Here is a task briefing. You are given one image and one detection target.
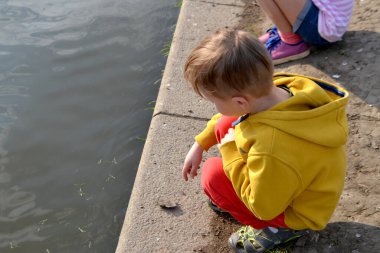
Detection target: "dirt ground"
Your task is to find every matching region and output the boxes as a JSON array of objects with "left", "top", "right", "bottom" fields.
[{"left": 201, "top": 0, "right": 380, "bottom": 252}]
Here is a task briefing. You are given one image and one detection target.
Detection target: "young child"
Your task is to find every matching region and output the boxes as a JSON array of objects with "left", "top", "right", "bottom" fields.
[
  {"left": 256, "top": 0, "right": 355, "bottom": 64},
  {"left": 182, "top": 29, "right": 349, "bottom": 252}
]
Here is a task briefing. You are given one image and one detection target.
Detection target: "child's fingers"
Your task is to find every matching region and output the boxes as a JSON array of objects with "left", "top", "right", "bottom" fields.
[
  {"left": 190, "top": 164, "right": 198, "bottom": 179},
  {"left": 182, "top": 164, "right": 191, "bottom": 181},
  {"left": 183, "top": 171, "right": 188, "bottom": 181}
]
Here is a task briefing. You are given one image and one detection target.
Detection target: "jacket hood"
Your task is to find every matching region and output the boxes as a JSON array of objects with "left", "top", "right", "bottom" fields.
[{"left": 252, "top": 73, "right": 349, "bottom": 147}]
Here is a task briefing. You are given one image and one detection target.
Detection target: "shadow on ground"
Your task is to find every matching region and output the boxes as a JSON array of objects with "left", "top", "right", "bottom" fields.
[
  {"left": 284, "top": 30, "right": 380, "bottom": 110},
  {"left": 294, "top": 222, "right": 380, "bottom": 253},
  {"left": 199, "top": 213, "right": 380, "bottom": 253}
]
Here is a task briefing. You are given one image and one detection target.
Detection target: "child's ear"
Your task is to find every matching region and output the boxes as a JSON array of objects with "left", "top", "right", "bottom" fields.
[{"left": 231, "top": 96, "right": 249, "bottom": 109}]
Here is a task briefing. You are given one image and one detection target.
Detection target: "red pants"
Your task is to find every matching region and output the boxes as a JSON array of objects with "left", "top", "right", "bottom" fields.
[{"left": 201, "top": 115, "right": 287, "bottom": 229}]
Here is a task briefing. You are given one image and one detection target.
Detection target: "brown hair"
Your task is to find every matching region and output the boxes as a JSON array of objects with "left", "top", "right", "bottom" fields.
[{"left": 184, "top": 29, "right": 274, "bottom": 98}]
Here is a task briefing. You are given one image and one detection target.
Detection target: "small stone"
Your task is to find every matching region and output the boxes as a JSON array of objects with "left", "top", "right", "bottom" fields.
[
  {"left": 354, "top": 161, "right": 362, "bottom": 169},
  {"left": 333, "top": 74, "right": 341, "bottom": 79},
  {"left": 158, "top": 197, "right": 178, "bottom": 209},
  {"left": 355, "top": 233, "right": 361, "bottom": 238}
]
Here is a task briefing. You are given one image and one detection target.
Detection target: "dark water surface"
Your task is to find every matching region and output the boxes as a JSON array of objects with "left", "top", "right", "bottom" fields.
[{"left": 0, "top": 0, "right": 179, "bottom": 252}]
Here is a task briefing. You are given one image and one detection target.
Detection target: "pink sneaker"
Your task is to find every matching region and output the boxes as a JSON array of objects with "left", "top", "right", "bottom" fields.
[
  {"left": 266, "top": 35, "right": 310, "bottom": 65},
  {"left": 258, "top": 26, "right": 278, "bottom": 44}
]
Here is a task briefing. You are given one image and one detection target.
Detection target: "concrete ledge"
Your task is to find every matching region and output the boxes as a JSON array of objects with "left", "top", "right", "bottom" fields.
[
  {"left": 116, "top": 0, "right": 244, "bottom": 252},
  {"left": 116, "top": 115, "right": 215, "bottom": 252},
  {"left": 154, "top": 0, "right": 243, "bottom": 118}
]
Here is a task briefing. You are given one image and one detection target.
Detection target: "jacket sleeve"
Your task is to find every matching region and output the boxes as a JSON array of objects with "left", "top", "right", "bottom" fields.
[
  {"left": 194, "top": 113, "right": 221, "bottom": 151},
  {"left": 220, "top": 141, "right": 300, "bottom": 220}
]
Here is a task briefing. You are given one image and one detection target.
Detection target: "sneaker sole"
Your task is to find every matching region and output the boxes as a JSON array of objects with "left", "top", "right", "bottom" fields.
[{"left": 273, "top": 49, "right": 310, "bottom": 65}]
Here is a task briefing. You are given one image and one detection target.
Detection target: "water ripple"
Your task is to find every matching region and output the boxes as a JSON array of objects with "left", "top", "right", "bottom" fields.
[
  {"left": 0, "top": 225, "right": 46, "bottom": 248},
  {"left": 0, "top": 0, "right": 179, "bottom": 251},
  {"left": 0, "top": 2, "right": 92, "bottom": 47},
  {"left": 0, "top": 5, "right": 39, "bottom": 22}
]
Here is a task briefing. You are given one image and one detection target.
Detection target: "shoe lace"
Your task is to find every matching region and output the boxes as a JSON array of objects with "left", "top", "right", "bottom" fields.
[
  {"left": 266, "top": 26, "right": 278, "bottom": 37},
  {"left": 265, "top": 32, "right": 282, "bottom": 53}
]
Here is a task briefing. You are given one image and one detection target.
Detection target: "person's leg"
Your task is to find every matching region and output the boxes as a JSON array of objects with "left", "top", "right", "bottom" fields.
[
  {"left": 201, "top": 115, "right": 288, "bottom": 229},
  {"left": 256, "top": 0, "right": 293, "bottom": 33},
  {"left": 273, "top": 0, "right": 308, "bottom": 26},
  {"left": 256, "top": 0, "right": 307, "bottom": 31},
  {"left": 208, "top": 115, "right": 306, "bottom": 251},
  {"left": 293, "top": 1, "right": 332, "bottom": 47},
  {"left": 256, "top": 0, "right": 310, "bottom": 64},
  {"left": 201, "top": 157, "right": 287, "bottom": 229},
  {"left": 257, "top": 0, "right": 307, "bottom": 44}
]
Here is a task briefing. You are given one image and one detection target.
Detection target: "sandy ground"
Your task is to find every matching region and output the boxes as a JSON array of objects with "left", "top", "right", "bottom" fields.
[{"left": 200, "top": 0, "right": 380, "bottom": 252}]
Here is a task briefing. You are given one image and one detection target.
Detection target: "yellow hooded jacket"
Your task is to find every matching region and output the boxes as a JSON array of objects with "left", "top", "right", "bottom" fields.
[{"left": 195, "top": 73, "right": 349, "bottom": 230}]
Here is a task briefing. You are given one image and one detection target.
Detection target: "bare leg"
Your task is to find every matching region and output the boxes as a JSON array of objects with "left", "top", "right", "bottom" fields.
[
  {"left": 256, "top": 0, "right": 310, "bottom": 65},
  {"left": 256, "top": 0, "right": 292, "bottom": 33},
  {"left": 274, "top": 0, "right": 307, "bottom": 26},
  {"left": 256, "top": 0, "right": 307, "bottom": 32}
]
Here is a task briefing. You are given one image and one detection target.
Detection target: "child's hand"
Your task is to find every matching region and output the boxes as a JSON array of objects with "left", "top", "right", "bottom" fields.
[
  {"left": 217, "top": 128, "right": 235, "bottom": 149},
  {"left": 182, "top": 142, "right": 204, "bottom": 181}
]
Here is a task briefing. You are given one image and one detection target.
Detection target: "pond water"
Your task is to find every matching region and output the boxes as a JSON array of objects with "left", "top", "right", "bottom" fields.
[{"left": 0, "top": 0, "right": 179, "bottom": 252}]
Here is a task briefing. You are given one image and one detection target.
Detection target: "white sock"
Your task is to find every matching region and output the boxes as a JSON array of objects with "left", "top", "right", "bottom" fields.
[{"left": 268, "top": 227, "right": 279, "bottom": 233}]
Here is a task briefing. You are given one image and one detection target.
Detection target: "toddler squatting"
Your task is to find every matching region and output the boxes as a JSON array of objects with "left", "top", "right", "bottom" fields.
[{"left": 182, "top": 29, "right": 349, "bottom": 253}]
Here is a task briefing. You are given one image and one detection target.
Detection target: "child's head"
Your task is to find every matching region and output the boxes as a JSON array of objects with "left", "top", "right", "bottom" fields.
[{"left": 184, "top": 29, "right": 274, "bottom": 99}]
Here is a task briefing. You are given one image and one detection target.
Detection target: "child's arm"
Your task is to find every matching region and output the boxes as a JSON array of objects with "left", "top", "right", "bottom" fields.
[
  {"left": 182, "top": 113, "right": 221, "bottom": 181},
  {"left": 182, "top": 142, "right": 204, "bottom": 181},
  {"left": 194, "top": 113, "right": 222, "bottom": 151}
]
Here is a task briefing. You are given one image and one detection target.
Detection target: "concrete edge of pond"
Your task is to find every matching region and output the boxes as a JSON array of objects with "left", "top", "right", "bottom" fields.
[{"left": 116, "top": 0, "right": 244, "bottom": 252}]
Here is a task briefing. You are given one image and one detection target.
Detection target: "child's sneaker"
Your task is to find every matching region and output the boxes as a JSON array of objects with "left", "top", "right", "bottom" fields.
[
  {"left": 258, "top": 26, "right": 278, "bottom": 44},
  {"left": 228, "top": 226, "right": 308, "bottom": 253},
  {"left": 207, "top": 198, "right": 228, "bottom": 214},
  {"left": 266, "top": 35, "right": 310, "bottom": 65},
  {"left": 206, "top": 198, "right": 239, "bottom": 223}
]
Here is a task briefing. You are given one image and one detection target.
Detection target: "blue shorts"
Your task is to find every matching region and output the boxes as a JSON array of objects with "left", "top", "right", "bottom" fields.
[{"left": 293, "top": 0, "right": 332, "bottom": 47}]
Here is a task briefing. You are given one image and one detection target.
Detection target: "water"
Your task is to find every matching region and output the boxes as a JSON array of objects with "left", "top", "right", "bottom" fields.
[{"left": 0, "top": 0, "right": 179, "bottom": 252}]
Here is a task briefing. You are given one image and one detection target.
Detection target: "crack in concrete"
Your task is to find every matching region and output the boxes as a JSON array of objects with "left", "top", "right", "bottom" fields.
[
  {"left": 153, "top": 111, "right": 210, "bottom": 121},
  {"left": 192, "top": 0, "right": 245, "bottom": 8},
  {"left": 348, "top": 114, "right": 380, "bottom": 121}
]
